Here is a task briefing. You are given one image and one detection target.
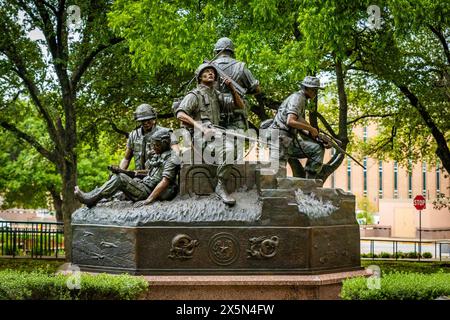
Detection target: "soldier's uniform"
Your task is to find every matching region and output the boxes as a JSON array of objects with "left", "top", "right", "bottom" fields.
[
  {"left": 100, "top": 150, "right": 179, "bottom": 202},
  {"left": 270, "top": 87, "right": 324, "bottom": 177},
  {"left": 175, "top": 83, "right": 235, "bottom": 182},
  {"left": 75, "top": 129, "right": 179, "bottom": 207},
  {"left": 212, "top": 37, "right": 259, "bottom": 130},
  {"left": 175, "top": 62, "right": 240, "bottom": 205},
  {"left": 127, "top": 125, "right": 178, "bottom": 170}
]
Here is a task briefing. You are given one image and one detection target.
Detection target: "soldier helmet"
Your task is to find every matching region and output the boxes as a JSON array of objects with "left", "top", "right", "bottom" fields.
[
  {"left": 214, "top": 37, "right": 234, "bottom": 54},
  {"left": 151, "top": 128, "right": 171, "bottom": 151},
  {"left": 300, "top": 76, "right": 324, "bottom": 90},
  {"left": 195, "top": 63, "right": 218, "bottom": 83},
  {"left": 134, "top": 104, "right": 157, "bottom": 121}
]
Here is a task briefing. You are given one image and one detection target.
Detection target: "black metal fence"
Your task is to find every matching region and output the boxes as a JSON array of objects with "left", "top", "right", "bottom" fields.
[
  {"left": 0, "top": 221, "right": 64, "bottom": 258},
  {"left": 361, "top": 238, "right": 450, "bottom": 261}
]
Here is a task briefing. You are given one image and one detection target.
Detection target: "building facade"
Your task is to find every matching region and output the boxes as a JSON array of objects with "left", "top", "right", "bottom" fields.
[{"left": 321, "top": 125, "right": 450, "bottom": 239}]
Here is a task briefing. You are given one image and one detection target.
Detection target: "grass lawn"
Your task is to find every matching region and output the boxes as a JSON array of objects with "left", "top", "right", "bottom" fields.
[{"left": 0, "top": 258, "right": 65, "bottom": 274}]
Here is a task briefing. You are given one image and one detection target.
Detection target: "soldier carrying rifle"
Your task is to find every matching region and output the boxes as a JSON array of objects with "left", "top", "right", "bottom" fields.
[
  {"left": 175, "top": 63, "right": 245, "bottom": 206},
  {"left": 207, "top": 37, "right": 261, "bottom": 130},
  {"left": 268, "top": 76, "right": 330, "bottom": 179}
]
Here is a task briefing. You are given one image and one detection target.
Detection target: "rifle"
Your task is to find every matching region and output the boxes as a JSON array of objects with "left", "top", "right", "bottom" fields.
[
  {"left": 203, "top": 59, "right": 247, "bottom": 97},
  {"left": 107, "top": 165, "right": 148, "bottom": 179},
  {"left": 209, "top": 125, "right": 280, "bottom": 151},
  {"left": 178, "top": 45, "right": 247, "bottom": 96},
  {"left": 298, "top": 130, "right": 366, "bottom": 170}
]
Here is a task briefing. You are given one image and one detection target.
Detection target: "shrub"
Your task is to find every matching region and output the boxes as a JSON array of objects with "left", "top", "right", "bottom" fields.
[
  {"left": 0, "top": 270, "right": 149, "bottom": 300},
  {"left": 422, "top": 252, "right": 433, "bottom": 259},
  {"left": 406, "top": 252, "right": 419, "bottom": 259},
  {"left": 366, "top": 253, "right": 378, "bottom": 258},
  {"left": 380, "top": 252, "right": 391, "bottom": 259},
  {"left": 361, "top": 260, "right": 450, "bottom": 274},
  {"left": 341, "top": 271, "right": 450, "bottom": 300},
  {"left": 394, "top": 252, "right": 406, "bottom": 259}
]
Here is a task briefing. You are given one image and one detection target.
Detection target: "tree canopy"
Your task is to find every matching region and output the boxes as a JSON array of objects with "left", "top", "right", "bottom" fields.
[{"left": 0, "top": 0, "right": 448, "bottom": 257}]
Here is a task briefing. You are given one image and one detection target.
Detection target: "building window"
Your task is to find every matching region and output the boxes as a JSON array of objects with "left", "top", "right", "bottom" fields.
[
  {"left": 363, "top": 157, "right": 368, "bottom": 197},
  {"left": 347, "top": 158, "right": 351, "bottom": 191},
  {"left": 422, "top": 162, "right": 427, "bottom": 197},
  {"left": 408, "top": 159, "right": 412, "bottom": 199},
  {"left": 436, "top": 161, "right": 441, "bottom": 195},
  {"left": 363, "top": 127, "right": 368, "bottom": 142},
  {"left": 394, "top": 161, "right": 398, "bottom": 199},
  {"left": 378, "top": 160, "right": 383, "bottom": 199}
]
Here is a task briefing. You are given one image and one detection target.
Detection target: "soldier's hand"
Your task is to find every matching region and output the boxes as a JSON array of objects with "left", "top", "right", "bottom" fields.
[
  {"left": 202, "top": 125, "right": 216, "bottom": 137},
  {"left": 310, "top": 127, "right": 319, "bottom": 139},
  {"left": 323, "top": 140, "right": 332, "bottom": 149},
  {"left": 223, "top": 77, "right": 233, "bottom": 89}
]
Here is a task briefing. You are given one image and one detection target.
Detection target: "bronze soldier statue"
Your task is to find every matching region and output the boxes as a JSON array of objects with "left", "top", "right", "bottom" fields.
[
  {"left": 74, "top": 129, "right": 179, "bottom": 207},
  {"left": 210, "top": 37, "right": 260, "bottom": 130},
  {"left": 121, "top": 103, "right": 179, "bottom": 173},
  {"left": 269, "top": 76, "right": 329, "bottom": 179},
  {"left": 175, "top": 63, "right": 245, "bottom": 205}
]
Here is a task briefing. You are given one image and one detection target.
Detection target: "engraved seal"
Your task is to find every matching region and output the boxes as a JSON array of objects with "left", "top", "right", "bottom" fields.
[{"left": 208, "top": 232, "right": 239, "bottom": 266}]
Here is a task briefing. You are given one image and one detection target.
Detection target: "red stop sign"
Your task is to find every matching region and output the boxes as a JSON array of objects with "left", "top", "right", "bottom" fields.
[{"left": 414, "top": 195, "right": 426, "bottom": 210}]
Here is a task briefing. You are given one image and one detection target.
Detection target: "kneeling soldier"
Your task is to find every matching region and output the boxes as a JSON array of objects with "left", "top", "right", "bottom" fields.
[{"left": 74, "top": 129, "right": 179, "bottom": 207}]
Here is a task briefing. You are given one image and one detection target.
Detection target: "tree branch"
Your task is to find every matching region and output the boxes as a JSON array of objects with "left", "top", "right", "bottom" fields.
[
  {"left": 428, "top": 24, "right": 450, "bottom": 66},
  {"left": 365, "top": 127, "right": 396, "bottom": 155},
  {"left": 0, "top": 120, "right": 57, "bottom": 163},
  {"left": 347, "top": 113, "right": 395, "bottom": 125},
  {"left": 71, "top": 37, "right": 124, "bottom": 90},
  {"left": 1, "top": 45, "right": 61, "bottom": 149},
  {"left": 42, "top": 0, "right": 57, "bottom": 14},
  {"left": 397, "top": 84, "right": 450, "bottom": 173},
  {"left": 316, "top": 112, "right": 338, "bottom": 139}
]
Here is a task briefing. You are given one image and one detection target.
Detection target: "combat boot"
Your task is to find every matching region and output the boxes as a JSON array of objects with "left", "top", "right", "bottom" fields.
[
  {"left": 74, "top": 186, "right": 105, "bottom": 208},
  {"left": 74, "top": 175, "right": 121, "bottom": 207},
  {"left": 215, "top": 179, "right": 236, "bottom": 206}
]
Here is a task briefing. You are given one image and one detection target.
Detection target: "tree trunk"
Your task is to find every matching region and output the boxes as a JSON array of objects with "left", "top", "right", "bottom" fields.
[
  {"left": 317, "top": 58, "right": 349, "bottom": 182},
  {"left": 49, "top": 186, "right": 63, "bottom": 222},
  {"left": 60, "top": 156, "right": 79, "bottom": 262}
]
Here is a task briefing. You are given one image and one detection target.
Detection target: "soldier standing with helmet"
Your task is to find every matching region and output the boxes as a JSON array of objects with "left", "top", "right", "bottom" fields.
[
  {"left": 175, "top": 63, "right": 245, "bottom": 206},
  {"left": 211, "top": 37, "right": 261, "bottom": 130}
]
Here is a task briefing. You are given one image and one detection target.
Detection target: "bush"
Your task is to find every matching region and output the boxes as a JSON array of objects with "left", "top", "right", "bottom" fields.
[
  {"left": 0, "top": 270, "right": 149, "bottom": 300},
  {"left": 422, "top": 252, "right": 433, "bottom": 259},
  {"left": 380, "top": 252, "right": 391, "bottom": 259},
  {"left": 394, "top": 252, "right": 406, "bottom": 259},
  {"left": 406, "top": 252, "right": 419, "bottom": 259},
  {"left": 361, "top": 260, "right": 450, "bottom": 274},
  {"left": 341, "top": 271, "right": 450, "bottom": 300}
]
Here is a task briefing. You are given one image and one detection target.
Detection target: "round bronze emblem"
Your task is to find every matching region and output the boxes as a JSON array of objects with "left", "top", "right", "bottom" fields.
[{"left": 208, "top": 232, "right": 240, "bottom": 266}]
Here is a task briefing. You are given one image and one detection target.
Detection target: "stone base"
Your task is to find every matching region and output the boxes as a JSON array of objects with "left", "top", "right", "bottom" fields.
[
  {"left": 72, "top": 164, "right": 361, "bottom": 276},
  {"left": 142, "top": 269, "right": 370, "bottom": 300}
]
